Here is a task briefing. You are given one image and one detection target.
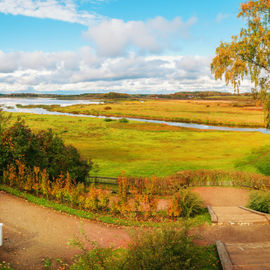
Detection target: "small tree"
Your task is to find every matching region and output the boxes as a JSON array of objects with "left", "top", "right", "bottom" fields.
[
  {"left": 211, "top": 0, "right": 270, "bottom": 127},
  {"left": 0, "top": 119, "right": 92, "bottom": 183}
]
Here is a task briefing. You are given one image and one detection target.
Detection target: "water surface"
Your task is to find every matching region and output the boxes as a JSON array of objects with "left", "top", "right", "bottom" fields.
[
  {"left": 0, "top": 97, "right": 101, "bottom": 108},
  {"left": 2, "top": 97, "right": 270, "bottom": 134}
]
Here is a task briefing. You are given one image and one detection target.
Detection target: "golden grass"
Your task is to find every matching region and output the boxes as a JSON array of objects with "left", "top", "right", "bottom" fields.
[{"left": 45, "top": 99, "right": 266, "bottom": 128}]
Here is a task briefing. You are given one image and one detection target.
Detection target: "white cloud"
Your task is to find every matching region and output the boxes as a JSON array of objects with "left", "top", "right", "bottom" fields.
[
  {"left": 0, "top": 1, "right": 197, "bottom": 57},
  {"left": 0, "top": 0, "right": 102, "bottom": 25},
  {"left": 83, "top": 16, "right": 198, "bottom": 57},
  {"left": 216, "top": 13, "right": 230, "bottom": 23},
  {"left": 0, "top": 48, "right": 250, "bottom": 94}
]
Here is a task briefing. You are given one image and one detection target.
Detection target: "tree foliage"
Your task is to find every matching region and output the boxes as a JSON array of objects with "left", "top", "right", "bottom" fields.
[
  {"left": 0, "top": 114, "right": 91, "bottom": 183},
  {"left": 211, "top": 0, "right": 270, "bottom": 127}
]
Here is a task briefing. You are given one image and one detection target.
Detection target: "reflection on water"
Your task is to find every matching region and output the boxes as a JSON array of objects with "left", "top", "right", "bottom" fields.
[
  {"left": 1, "top": 97, "right": 270, "bottom": 134},
  {"left": 0, "top": 97, "right": 101, "bottom": 108}
]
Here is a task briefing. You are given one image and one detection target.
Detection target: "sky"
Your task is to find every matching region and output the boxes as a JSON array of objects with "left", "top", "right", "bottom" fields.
[{"left": 0, "top": 0, "right": 251, "bottom": 94}]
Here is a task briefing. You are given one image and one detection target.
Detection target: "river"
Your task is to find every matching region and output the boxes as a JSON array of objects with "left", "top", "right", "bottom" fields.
[{"left": 1, "top": 97, "right": 270, "bottom": 134}]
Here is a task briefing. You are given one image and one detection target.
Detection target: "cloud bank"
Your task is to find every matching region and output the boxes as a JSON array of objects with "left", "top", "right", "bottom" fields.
[
  {"left": 84, "top": 16, "right": 197, "bottom": 56},
  {"left": 0, "top": 48, "right": 247, "bottom": 94},
  {"left": 0, "top": 1, "right": 244, "bottom": 94}
]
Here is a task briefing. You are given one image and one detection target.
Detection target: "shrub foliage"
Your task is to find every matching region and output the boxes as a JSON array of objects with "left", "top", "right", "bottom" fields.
[
  {"left": 248, "top": 190, "right": 270, "bottom": 214},
  {"left": 0, "top": 116, "right": 91, "bottom": 182},
  {"left": 167, "top": 189, "right": 204, "bottom": 218},
  {"left": 68, "top": 226, "right": 221, "bottom": 270}
]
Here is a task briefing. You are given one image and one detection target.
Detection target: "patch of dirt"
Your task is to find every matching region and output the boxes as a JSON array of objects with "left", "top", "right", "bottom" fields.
[
  {"left": 0, "top": 191, "right": 130, "bottom": 270},
  {"left": 191, "top": 187, "right": 270, "bottom": 249},
  {"left": 192, "top": 187, "right": 250, "bottom": 207},
  {"left": 192, "top": 223, "right": 270, "bottom": 245}
]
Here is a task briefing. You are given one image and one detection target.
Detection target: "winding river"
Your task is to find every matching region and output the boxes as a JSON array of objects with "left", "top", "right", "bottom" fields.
[{"left": 1, "top": 97, "right": 270, "bottom": 134}]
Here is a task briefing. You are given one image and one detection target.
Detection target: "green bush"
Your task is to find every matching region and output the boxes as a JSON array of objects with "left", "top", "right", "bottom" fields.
[
  {"left": 167, "top": 189, "right": 204, "bottom": 218},
  {"left": 69, "top": 234, "right": 121, "bottom": 270},
  {"left": 119, "top": 118, "right": 129, "bottom": 123},
  {"left": 68, "top": 227, "right": 221, "bottom": 270},
  {"left": 70, "top": 245, "right": 116, "bottom": 270},
  {"left": 104, "top": 118, "right": 114, "bottom": 122},
  {"left": 248, "top": 190, "right": 270, "bottom": 213},
  {"left": 123, "top": 226, "right": 219, "bottom": 270}
]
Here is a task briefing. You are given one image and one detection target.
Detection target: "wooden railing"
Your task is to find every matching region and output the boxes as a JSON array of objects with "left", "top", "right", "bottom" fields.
[{"left": 88, "top": 176, "right": 118, "bottom": 185}]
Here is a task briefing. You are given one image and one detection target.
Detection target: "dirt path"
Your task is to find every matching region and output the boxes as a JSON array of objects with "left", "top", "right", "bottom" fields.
[
  {"left": 192, "top": 187, "right": 250, "bottom": 207},
  {"left": 1, "top": 187, "right": 269, "bottom": 269},
  {"left": 0, "top": 191, "right": 130, "bottom": 270},
  {"left": 191, "top": 187, "right": 270, "bottom": 246}
]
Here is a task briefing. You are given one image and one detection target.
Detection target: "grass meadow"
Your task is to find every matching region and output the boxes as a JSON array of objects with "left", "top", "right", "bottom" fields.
[
  {"left": 10, "top": 111, "right": 270, "bottom": 178},
  {"left": 43, "top": 99, "right": 266, "bottom": 128}
]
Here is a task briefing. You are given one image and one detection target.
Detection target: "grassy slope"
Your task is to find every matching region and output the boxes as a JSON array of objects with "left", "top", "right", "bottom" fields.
[
  {"left": 45, "top": 99, "right": 265, "bottom": 128},
  {"left": 11, "top": 112, "right": 270, "bottom": 177}
]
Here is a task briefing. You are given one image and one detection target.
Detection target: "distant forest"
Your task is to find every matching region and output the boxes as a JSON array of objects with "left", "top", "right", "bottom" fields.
[{"left": 0, "top": 91, "right": 252, "bottom": 100}]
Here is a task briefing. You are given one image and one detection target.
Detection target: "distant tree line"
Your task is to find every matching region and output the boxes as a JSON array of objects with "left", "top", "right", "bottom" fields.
[{"left": 0, "top": 91, "right": 252, "bottom": 100}]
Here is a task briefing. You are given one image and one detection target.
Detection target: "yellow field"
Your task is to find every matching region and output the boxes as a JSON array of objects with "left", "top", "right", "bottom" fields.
[{"left": 46, "top": 99, "right": 265, "bottom": 128}]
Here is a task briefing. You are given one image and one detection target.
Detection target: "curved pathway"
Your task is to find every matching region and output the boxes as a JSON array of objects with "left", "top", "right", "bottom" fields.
[
  {"left": 1, "top": 187, "right": 270, "bottom": 269},
  {"left": 0, "top": 191, "right": 129, "bottom": 270}
]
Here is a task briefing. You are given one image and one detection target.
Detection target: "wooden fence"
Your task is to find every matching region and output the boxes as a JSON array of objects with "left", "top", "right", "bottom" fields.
[{"left": 88, "top": 176, "right": 118, "bottom": 185}]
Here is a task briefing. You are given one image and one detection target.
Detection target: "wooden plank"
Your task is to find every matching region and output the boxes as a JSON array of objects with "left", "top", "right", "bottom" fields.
[
  {"left": 239, "top": 206, "right": 270, "bottom": 223},
  {"left": 216, "top": 241, "right": 233, "bottom": 270},
  {"left": 207, "top": 205, "right": 218, "bottom": 223}
]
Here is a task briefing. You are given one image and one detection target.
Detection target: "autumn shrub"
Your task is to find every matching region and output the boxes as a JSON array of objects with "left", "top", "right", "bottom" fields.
[
  {"left": 126, "top": 170, "right": 269, "bottom": 198},
  {"left": 171, "top": 170, "right": 270, "bottom": 191},
  {"left": 248, "top": 190, "right": 270, "bottom": 214},
  {"left": 0, "top": 118, "right": 91, "bottom": 183},
  {"left": 117, "top": 175, "right": 158, "bottom": 217},
  {"left": 167, "top": 189, "right": 204, "bottom": 218}
]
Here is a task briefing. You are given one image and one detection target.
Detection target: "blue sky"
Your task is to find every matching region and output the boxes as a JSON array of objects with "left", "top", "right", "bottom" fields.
[{"left": 0, "top": 0, "right": 249, "bottom": 94}]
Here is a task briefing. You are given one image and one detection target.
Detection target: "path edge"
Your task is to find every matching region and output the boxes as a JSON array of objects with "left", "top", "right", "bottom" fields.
[
  {"left": 239, "top": 206, "right": 270, "bottom": 223},
  {"left": 207, "top": 205, "right": 218, "bottom": 223},
  {"left": 216, "top": 241, "right": 233, "bottom": 270}
]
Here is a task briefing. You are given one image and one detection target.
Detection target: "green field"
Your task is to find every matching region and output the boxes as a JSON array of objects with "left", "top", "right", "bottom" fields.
[{"left": 11, "top": 111, "right": 270, "bottom": 178}]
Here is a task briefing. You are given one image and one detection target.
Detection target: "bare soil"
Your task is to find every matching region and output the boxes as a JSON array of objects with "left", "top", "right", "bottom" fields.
[
  {"left": 191, "top": 187, "right": 270, "bottom": 246},
  {"left": 192, "top": 187, "right": 250, "bottom": 207},
  {"left": 0, "top": 191, "right": 129, "bottom": 270},
  {"left": 193, "top": 223, "right": 270, "bottom": 246},
  {"left": 0, "top": 187, "right": 269, "bottom": 270}
]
